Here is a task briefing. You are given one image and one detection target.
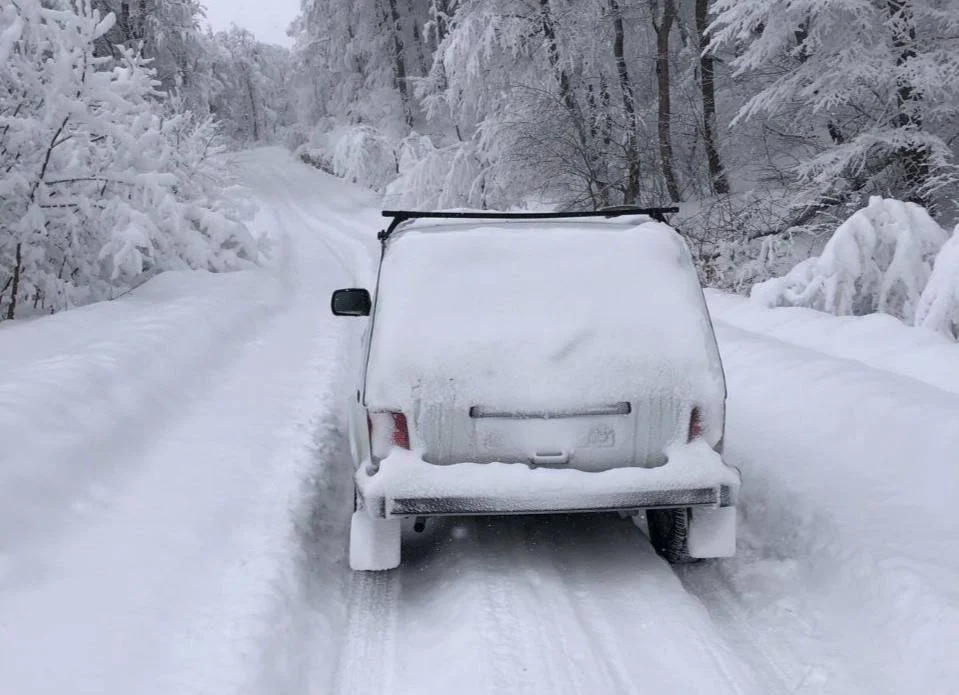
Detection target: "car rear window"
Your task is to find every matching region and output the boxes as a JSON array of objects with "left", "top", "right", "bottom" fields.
[{"left": 365, "top": 219, "right": 724, "bottom": 411}]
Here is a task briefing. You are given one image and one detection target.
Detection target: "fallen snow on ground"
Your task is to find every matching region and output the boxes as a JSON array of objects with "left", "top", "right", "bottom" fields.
[
  {"left": 708, "top": 290, "right": 959, "bottom": 394},
  {"left": 0, "top": 149, "right": 378, "bottom": 695},
  {"left": 692, "top": 297, "right": 959, "bottom": 695},
  {"left": 0, "top": 270, "right": 280, "bottom": 552}
]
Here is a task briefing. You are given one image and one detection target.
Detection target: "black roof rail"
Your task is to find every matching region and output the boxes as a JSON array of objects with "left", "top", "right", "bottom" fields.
[{"left": 378, "top": 207, "right": 680, "bottom": 240}]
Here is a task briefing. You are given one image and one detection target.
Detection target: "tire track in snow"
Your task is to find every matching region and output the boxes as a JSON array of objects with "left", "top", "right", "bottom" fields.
[
  {"left": 332, "top": 570, "right": 401, "bottom": 695},
  {"left": 471, "top": 520, "right": 560, "bottom": 695},
  {"left": 677, "top": 563, "right": 812, "bottom": 694},
  {"left": 496, "top": 519, "right": 610, "bottom": 695},
  {"left": 536, "top": 525, "right": 641, "bottom": 695}
]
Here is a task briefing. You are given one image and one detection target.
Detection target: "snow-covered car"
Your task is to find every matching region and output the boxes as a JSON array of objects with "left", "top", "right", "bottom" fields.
[{"left": 331, "top": 209, "right": 740, "bottom": 571}]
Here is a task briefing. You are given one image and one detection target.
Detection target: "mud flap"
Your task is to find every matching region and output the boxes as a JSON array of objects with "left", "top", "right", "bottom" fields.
[
  {"left": 350, "top": 511, "right": 401, "bottom": 571},
  {"left": 688, "top": 506, "right": 736, "bottom": 558}
]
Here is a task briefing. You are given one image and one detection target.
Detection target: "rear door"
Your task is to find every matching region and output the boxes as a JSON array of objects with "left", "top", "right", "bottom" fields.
[{"left": 415, "top": 393, "right": 686, "bottom": 472}]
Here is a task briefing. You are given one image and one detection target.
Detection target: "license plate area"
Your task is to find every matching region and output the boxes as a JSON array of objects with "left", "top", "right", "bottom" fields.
[{"left": 467, "top": 403, "right": 634, "bottom": 469}]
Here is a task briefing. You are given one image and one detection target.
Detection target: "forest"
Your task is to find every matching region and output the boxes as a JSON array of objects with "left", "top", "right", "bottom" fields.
[{"left": 3, "top": 0, "right": 959, "bottom": 321}]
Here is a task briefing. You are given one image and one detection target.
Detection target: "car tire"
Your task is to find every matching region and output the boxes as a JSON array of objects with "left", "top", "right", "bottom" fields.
[{"left": 646, "top": 507, "right": 698, "bottom": 564}]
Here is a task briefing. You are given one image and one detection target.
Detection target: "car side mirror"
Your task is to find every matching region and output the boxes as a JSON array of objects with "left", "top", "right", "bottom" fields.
[{"left": 331, "top": 288, "right": 371, "bottom": 317}]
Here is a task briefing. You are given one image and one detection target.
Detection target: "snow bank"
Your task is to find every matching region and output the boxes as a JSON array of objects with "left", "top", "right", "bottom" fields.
[
  {"left": 366, "top": 218, "right": 724, "bottom": 413},
  {"left": 707, "top": 290, "right": 959, "bottom": 395},
  {"left": 0, "top": 148, "right": 366, "bottom": 695},
  {"left": 752, "top": 197, "right": 948, "bottom": 324},
  {"left": 0, "top": 268, "right": 281, "bottom": 549},
  {"left": 705, "top": 304, "right": 959, "bottom": 694}
]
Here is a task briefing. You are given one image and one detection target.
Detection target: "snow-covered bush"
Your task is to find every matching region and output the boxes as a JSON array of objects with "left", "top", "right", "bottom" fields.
[
  {"left": 0, "top": 0, "right": 256, "bottom": 320},
  {"left": 752, "top": 197, "right": 949, "bottom": 325},
  {"left": 298, "top": 124, "right": 398, "bottom": 193},
  {"left": 674, "top": 190, "right": 816, "bottom": 290},
  {"left": 385, "top": 135, "right": 487, "bottom": 209},
  {"left": 915, "top": 228, "right": 959, "bottom": 340}
]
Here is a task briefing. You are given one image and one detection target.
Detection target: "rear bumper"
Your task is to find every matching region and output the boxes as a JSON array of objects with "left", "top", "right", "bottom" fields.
[
  {"left": 356, "top": 443, "right": 740, "bottom": 520},
  {"left": 361, "top": 484, "right": 735, "bottom": 518}
]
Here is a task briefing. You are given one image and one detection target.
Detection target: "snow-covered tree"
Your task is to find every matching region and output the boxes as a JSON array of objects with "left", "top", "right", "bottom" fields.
[
  {"left": 0, "top": 0, "right": 257, "bottom": 320},
  {"left": 710, "top": 0, "right": 959, "bottom": 219},
  {"left": 289, "top": 0, "right": 740, "bottom": 210},
  {"left": 91, "top": 0, "right": 210, "bottom": 107},
  {"left": 209, "top": 26, "right": 293, "bottom": 144}
]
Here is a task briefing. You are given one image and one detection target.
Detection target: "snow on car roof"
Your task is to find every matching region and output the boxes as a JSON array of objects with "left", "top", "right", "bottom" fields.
[{"left": 365, "top": 218, "right": 724, "bottom": 411}]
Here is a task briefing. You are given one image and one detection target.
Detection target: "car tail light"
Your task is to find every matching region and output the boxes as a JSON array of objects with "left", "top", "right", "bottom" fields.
[
  {"left": 390, "top": 412, "right": 409, "bottom": 449},
  {"left": 688, "top": 407, "right": 703, "bottom": 442},
  {"left": 369, "top": 411, "right": 410, "bottom": 458}
]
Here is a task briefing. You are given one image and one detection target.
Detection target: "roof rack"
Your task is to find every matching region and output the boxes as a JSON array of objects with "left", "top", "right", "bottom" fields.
[{"left": 378, "top": 207, "right": 680, "bottom": 240}]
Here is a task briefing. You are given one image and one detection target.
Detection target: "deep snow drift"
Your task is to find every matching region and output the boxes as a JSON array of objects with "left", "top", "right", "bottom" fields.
[{"left": 696, "top": 295, "right": 959, "bottom": 695}]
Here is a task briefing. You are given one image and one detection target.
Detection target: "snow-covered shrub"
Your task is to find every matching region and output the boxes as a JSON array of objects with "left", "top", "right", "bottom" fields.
[
  {"left": 674, "top": 190, "right": 815, "bottom": 290},
  {"left": 752, "top": 198, "right": 948, "bottom": 324},
  {"left": 0, "top": 0, "right": 256, "bottom": 320},
  {"left": 385, "top": 134, "right": 487, "bottom": 209},
  {"left": 298, "top": 124, "right": 398, "bottom": 193},
  {"left": 915, "top": 228, "right": 959, "bottom": 340}
]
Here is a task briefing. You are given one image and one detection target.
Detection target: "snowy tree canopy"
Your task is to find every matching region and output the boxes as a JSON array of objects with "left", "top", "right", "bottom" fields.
[
  {"left": 290, "top": 0, "right": 734, "bottom": 211},
  {"left": 709, "top": 0, "right": 959, "bottom": 215},
  {"left": 286, "top": 0, "right": 959, "bottom": 289},
  {"left": 0, "top": 0, "right": 260, "bottom": 319}
]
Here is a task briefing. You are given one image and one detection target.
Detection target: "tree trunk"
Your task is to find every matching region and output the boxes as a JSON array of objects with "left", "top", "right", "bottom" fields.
[
  {"left": 610, "top": 0, "right": 641, "bottom": 204},
  {"left": 386, "top": 0, "right": 413, "bottom": 127},
  {"left": 695, "top": 0, "right": 728, "bottom": 195},
  {"left": 246, "top": 73, "right": 260, "bottom": 141},
  {"left": 407, "top": 0, "right": 429, "bottom": 75},
  {"left": 540, "top": 0, "right": 576, "bottom": 116},
  {"left": 653, "top": 0, "right": 680, "bottom": 202},
  {"left": 431, "top": 0, "right": 452, "bottom": 46},
  {"left": 888, "top": 0, "right": 929, "bottom": 206},
  {"left": 6, "top": 242, "right": 21, "bottom": 320},
  {"left": 540, "top": 0, "right": 602, "bottom": 206}
]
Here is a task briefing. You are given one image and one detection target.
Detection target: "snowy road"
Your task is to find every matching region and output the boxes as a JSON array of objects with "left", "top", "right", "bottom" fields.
[
  {"left": 333, "top": 515, "right": 763, "bottom": 695},
  {"left": 2, "top": 149, "right": 956, "bottom": 695}
]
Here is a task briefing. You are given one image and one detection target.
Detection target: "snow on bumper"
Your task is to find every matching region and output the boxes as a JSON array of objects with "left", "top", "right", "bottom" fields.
[{"left": 356, "top": 441, "right": 740, "bottom": 519}]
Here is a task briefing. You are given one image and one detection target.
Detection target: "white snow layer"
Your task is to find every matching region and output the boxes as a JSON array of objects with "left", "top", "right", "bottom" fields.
[
  {"left": 704, "top": 294, "right": 959, "bottom": 695},
  {"left": 915, "top": 227, "right": 959, "bottom": 339},
  {"left": 360, "top": 440, "right": 739, "bottom": 507},
  {"left": 0, "top": 149, "right": 379, "bottom": 695},
  {"left": 366, "top": 218, "right": 724, "bottom": 411},
  {"left": 0, "top": 270, "right": 279, "bottom": 548}
]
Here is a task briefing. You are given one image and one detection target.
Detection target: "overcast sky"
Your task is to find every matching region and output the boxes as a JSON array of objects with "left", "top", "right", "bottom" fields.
[{"left": 202, "top": 0, "right": 299, "bottom": 47}]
